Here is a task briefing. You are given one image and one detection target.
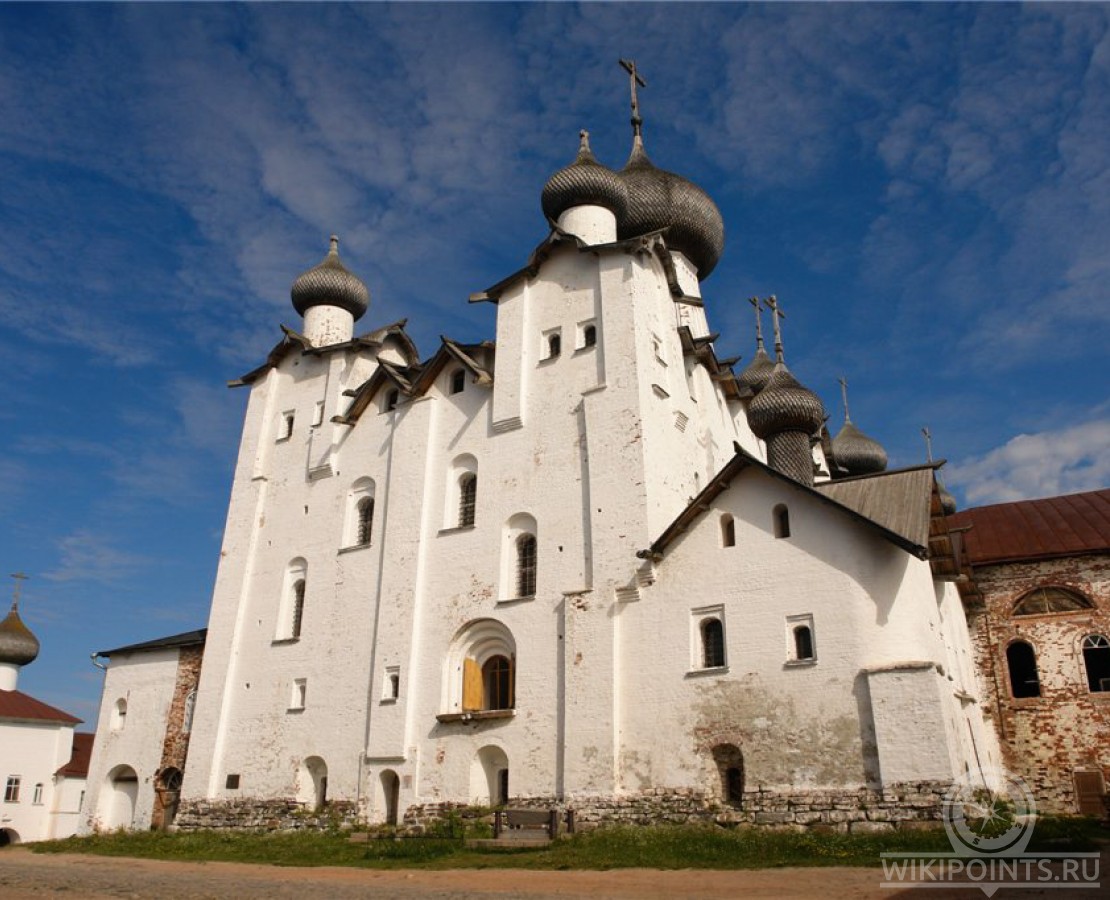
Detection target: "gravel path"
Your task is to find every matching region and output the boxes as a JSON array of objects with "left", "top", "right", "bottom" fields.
[{"left": 1, "top": 846, "right": 1104, "bottom": 899}]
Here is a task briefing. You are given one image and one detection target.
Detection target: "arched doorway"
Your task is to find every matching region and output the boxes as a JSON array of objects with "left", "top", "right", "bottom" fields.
[
  {"left": 469, "top": 745, "right": 509, "bottom": 806},
  {"left": 296, "top": 756, "right": 328, "bottom": 811},
  {"left": 152, "top": 767, "right": 183, "bottom": 831},
  {"left": 711, "top": 744, "right": 745, "bottom": 807},
  {"left": 0, "top": 828, "right": 20, "bottom": 846},
  {"left": 100, "top": 765, "right": 139, "bottom": 829},
  {"left": 379, "top": 769, "right": 400, "bottom": 826}
]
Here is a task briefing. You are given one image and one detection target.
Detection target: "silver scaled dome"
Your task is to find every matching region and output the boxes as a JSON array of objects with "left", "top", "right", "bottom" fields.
[
  {"left": 542, "top": 131, "right": 628, "bottom": 223},
  {"left": 617, "top": 138, "right": 725, "bottom": 279},
  {"left": 0, "top": 604, "right": 40, "bottom": 667},
  {"left": 832, "top": 421, "right": 888, "bottom": 476},
  {"left": 291, "top": 236, "right": 369, "bottom": 320},
  {"left": 747, "top": 363, "right": 826, "bottom": 440}
]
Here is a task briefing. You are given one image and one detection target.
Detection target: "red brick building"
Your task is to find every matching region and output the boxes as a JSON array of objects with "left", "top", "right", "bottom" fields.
[{"left": 950, "top": 489, "right": 1110, "bottom": 816}]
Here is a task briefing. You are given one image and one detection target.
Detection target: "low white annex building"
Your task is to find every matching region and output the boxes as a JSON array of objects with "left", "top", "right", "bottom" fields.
[
  {"left": 87, "top": 71, "right": 1002, "bottom": 833},
  {"left": 1, "top": 597, "right": 91, "bottom": 843}
]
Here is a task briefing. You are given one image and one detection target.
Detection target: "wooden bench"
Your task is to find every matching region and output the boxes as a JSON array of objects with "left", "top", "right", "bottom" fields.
[{"left": 493, "top": 808, "right": 560, "bottom": 841}]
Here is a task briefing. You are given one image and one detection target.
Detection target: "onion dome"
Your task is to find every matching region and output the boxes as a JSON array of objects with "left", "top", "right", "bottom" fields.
[
  {"left": 738, "top": 346, "right": 775, "bottom": 395},
  {"left": 542, "top": 130, "right": 628, "bottom": 223},
  {"left": 832, "top": 420, "right": 888, "bottom": 476},
  {"left": 747, "top": 362, "right": 826, "bottom": 440},
  {"left": 617, "top": 137, "right": 725, "bottom": 278},
  {"left": 0, "top": 603, "right": 39, "bottom": 667},
  {"left": 290, "top": 236, "right": 369, "bottom": 320},
  {"left": 938, "top": 481, "right": 958, "bottom": 515}
]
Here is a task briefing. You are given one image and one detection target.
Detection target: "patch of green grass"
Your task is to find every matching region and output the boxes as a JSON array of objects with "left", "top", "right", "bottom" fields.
[{"left": 29, "top": 817, "right": 1104, "bottom": 871}]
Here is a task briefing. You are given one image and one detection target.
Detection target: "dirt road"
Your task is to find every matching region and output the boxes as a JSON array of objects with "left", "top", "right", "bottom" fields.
[{"left": 0, "top": 846, "right": 1104, "bottom": 899}]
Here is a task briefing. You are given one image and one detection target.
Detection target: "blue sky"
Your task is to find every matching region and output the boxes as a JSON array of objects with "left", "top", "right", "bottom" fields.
[{"left": 2, "top": 2, "right": 1107, "bottom": 725}]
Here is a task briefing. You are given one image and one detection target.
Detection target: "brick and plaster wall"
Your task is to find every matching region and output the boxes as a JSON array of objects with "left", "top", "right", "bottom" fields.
[{"left": 970, "top": 553, "right": 1110, "bottom": 814}]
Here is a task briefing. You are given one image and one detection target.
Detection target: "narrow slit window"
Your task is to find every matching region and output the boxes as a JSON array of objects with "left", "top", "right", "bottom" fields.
[
  {"left": 450, "top": 369, "right": 466, "bottom": 395},
  {"left": 720, "top": 514, "right": 735, "bottom": 548},
  {"left": 583, "top": 324, "right": 597, "bottom": 348},
  {"left": 291, "top": 579, "right": 306, "bottom": 639},
  {"left": 517, "top": 534, "right": 537, "bottom": 598},
  {"left": 793, "top": 625, "right": 814, "bottom": 661},
  {"left": 459, "top": 474, "right": 477, "bottom": 527},
  {"left": 773, "top": 504, "right": 791, "bottom": 539},
  {"left": 357, "top": 497, "right": 375, "bottom": 545},
  {"left": 547, "top": 333, "right": 561, "bottom": 359},
  {"left": 702, "top": 618, "right": 725, "bottom": 668}
]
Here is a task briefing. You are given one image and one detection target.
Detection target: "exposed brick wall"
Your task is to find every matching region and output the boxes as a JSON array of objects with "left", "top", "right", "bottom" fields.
[
  {"left": 969, "top": 553, "right": 1110, "bottom": 814},
  {"left": 151, "top": 645, "right": 205, "bottom": 830}
]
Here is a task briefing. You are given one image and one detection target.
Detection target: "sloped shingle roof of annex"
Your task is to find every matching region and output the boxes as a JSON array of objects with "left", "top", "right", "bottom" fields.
[
  {"left": 0, "top": 689, "right": 82, "bottom": 724},
  {"left": 229, "top": 320, "right": 420, "bottom": 387},
  {"left": 334, "top": 338, "right": 495, "bottom": 426},
  {"left": 96, "top": 628, "right": 207, "bottom": 658},
  {"left": 946, "top": 488, "right": 1110, "bottom": 566},
  {"left": 815, "top": 464, "right": 943, "bottom": 550},
  {"left": 55, "top": 731, "right": 95, "bottom": 777},
  {"left": 643, "top": 448, "right": 935, "bottom": 561}
]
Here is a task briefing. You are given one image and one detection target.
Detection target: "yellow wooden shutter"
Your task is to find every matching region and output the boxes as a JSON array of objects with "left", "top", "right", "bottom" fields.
[{"left": 463, "top": 657, "right": 483, "bottom": 711}]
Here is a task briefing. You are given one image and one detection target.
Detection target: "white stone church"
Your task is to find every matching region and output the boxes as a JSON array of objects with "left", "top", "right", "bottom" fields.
[{"left": 82, "top": 74, "right": 1001, "bottom": 833}]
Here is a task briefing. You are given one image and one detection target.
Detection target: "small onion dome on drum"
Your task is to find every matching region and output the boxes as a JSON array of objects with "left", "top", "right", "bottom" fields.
[
  {"left": 832, "top": 420, "right": 888, "bottom": 476},
  {"left": 737, "top": 346, "right": 776, "bottom": 395},
  {"left": 542, "top": 131, "right": 628, "bottom": 223},
  {"left": 938, "top": 481, "right": 958, "bottom": 515},
  {"left": 747, "top": 363, "right": 826, "bottom": 440},
  {"left": 617, "top": 138, "right": 725, "bottom": 278},
  {"left": 290, "top": 236, "right": 369, "bottom": 320},
  {"left": 0, "top": 604, "right": 39, "bottom": 667}
]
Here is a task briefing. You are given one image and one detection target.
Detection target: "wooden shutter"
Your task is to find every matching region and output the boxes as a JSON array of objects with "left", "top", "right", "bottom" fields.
[
  {"left": 463, "top": 657, "right": 483, "bottom": 711},
  {"left": 1074, "top": 770, "right": 1105, "bottom": 817}
]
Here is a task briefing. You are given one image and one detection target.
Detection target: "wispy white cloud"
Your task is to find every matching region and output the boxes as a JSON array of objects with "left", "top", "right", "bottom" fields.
[
  {"left": 43, "top": 529, "right": 153, "bottom": 585},
  {"left": 948, "top": 417, "right": 1110, "bottom": 505}
]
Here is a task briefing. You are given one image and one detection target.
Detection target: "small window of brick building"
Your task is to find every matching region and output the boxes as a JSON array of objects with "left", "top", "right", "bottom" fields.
[
  {"left": 1081, "top": 634, "right": 1110, "bottom": 693},
  {"left": 1013, "top": 586, "right": 1093, "bottom": 615},
  {"left": 1006, "top": 640, "right": 1041, "bottom": 698}
]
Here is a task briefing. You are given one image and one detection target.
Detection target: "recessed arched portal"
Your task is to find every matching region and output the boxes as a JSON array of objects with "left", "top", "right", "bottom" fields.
[
  {"left": 100, "top": 764, "right": 139, "bottom": 830},
  {"left": 379, "top": 769, "right": 400, "bottom": 826},
  {"left": 297, "top": 756, "right": 328, "bottom": 811},
  {"left": 0, "top": 828, "right": 20, "bottom": 846},
  {"left": 469, "top": 745, "right": 509, "bottom": 806}
]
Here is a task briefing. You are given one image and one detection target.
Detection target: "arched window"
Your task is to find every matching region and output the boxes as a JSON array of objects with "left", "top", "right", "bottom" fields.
[
  {"left": 345, "top": 478, "right": 376, "bottom": 548},
  {"left": 1082, "top": 635, "right": 1110, "bottom": 693},
  {"left": 793, "top": 625, "right": 814, "bottom": 661},
  {"left": 182, "top": 690, "right": 196, "bottom": 734},
  {"left": 356, "top": 497, "right": 375, "bottom": 545},
  {"left": 482, "top": 656, "right": 513, "bottom": 710},
  {"left": 1006, "top": 641, "right": 1041, "bottom": 698},
  {"left": 111, "top": 698, "right": 127, "bottom": 732},
  {"left": 720, "top": 514, "right": 735, "bottom": 548},
  {"left": 1013, "top": 586, "right": 1093, "bottom": 616},
  {"left": 516, "top": 534, "right": 537, "bottom": 598},
  {"left": 447, "top": 619, "right": 517, "bottom": 715},
  {"left": 583, "top": 324, "right": 597, "bottom": 348},
  {"left": 459, "top": 474, "right": 477, "bottom": 528},
  {"left": 291, "top": 579, "right": 306, "bottom": 639},
  {"left": 773, "top": 504, "right": 791, "bottom": 539},
  {"left": 702, "top": 618, "right": 725, "bottom": 668},
  {"left": 450, "top": 369, "right": 466, "bottom": 395},
  {"left": 279, "top": 559, "right": 308, "bottom": 641}
]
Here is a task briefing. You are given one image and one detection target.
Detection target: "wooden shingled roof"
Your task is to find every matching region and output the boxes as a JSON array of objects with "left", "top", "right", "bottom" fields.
[{"left": 946, "top": 488, "right": 1110, "bottom": 566}]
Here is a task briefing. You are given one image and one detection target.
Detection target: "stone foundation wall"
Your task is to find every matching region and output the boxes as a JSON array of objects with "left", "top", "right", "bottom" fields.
[
  {"left": 404, "top": 782, "right": 950, "bottom": 835},
  {"left": 174, "top": 798, "right": 357, "bottom": 832}
]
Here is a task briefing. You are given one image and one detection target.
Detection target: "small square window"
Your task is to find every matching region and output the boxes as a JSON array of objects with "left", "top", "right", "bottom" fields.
[
  {"left": 225, "top": 774, "right": 241, "bottom": 790},
  {"left": 312, "top": 400, "right": 325, "bottom": 427},
  {"left": 543, "top": 329, "right": 562, "bottom": 360},
  {"left": 290, "top": 678, "right": 307, "bottom": 710},
  {"left": 278, "top": 411, "right": 295, "bottom": 441},
  {"left": 579, "top": 321, "right": 598, "bottom": 350},
  {"left": 450, "top": 369, "right": 466, "bottom": 394}
]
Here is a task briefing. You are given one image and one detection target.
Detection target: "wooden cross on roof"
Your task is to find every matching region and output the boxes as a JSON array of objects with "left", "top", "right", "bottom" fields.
[{"left": 619, "top": 59, "right": 647, "bottom": 137}]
